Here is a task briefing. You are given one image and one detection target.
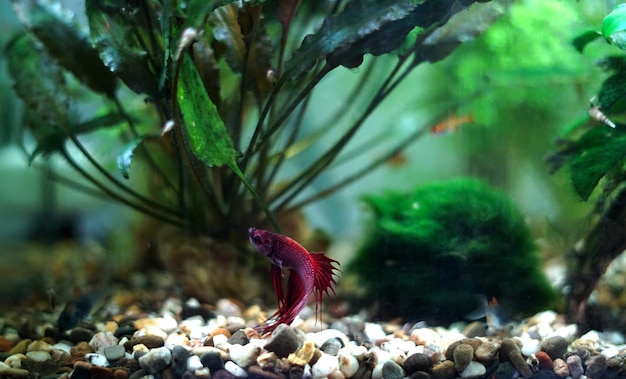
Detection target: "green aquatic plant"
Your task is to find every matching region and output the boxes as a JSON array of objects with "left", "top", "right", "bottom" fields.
[
  {"left": 550, "top": 3, "right": 626, "bottom": 331},
  {"left": 3, "top": 0, "right": 503, "bottom": 301},
  {"left": 347, "top": 178, "right": 557, "bottom": 323}
]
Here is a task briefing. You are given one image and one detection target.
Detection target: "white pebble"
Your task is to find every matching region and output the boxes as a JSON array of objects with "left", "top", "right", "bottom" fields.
[
  {"left": 225, "top": 361, "right": 248, "bottom": 377},
  {"left": 411, "top": 328, "right": 441, "bottom": 345},
  {"left": 371, "top": 363, "right": 384, "bottom": 379},
  {"left": 5, "top": 354, "right": 27, "bottom": 369},
  {"left": 52, "top": 342, "right": 72, "bottom": 354},
  {"left": 460, "top": 361, "right": 486, "bottom": 378},
  {"left": 138, "top": 347, "right": 172, "bottom": 374},
  {"left": 311, "top": 353, "right": 339, "bottom": 378},
  {"left": 369, "top": 347, "right": 391, "bottom": 364},
  {"left": 229, "top": 344, "right": 260, "bottom": 368},
  {"left": 85, "top": 353, "right": 109, "bottom": 367},
  {"left": 363, "top": 323, "right": 387, "bottom": 341},
  {"left": 212, "top": 334, "right": 229, "bottom": 346},
  {"left": 521, "top": 339, "right": 541, "bottom": 356},
  {"left": 89, "top": 332, "right": 119, "bottom": 354},
  {"left": 601, "top": 346, "right": 620, "bottom": 359},
  {"left": 338, "top": 353, "right": 359, "bottom": 378},
  {"left": 26, "top": 351, "right": 51, "bottom": 362},
  {"left": 187, "top": 355, "right": 203, "bottom": 371}
]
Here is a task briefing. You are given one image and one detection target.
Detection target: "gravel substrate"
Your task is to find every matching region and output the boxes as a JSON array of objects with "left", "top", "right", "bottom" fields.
[{"left": 1, "top": 297, "right": 625, "bottom": 379}]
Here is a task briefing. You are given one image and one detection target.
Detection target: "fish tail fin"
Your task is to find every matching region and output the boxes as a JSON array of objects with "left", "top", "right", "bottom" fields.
[
  {"left": 257, "top": 268, "right": 309, "bottom": 334},
  {"left": 310, "top": 252, "right": 342, "bottom": 321}
]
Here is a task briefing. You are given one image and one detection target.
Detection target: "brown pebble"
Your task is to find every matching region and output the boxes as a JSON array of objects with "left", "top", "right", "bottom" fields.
[
  {"left": 248, "top": 365, "right": 288, "bottom": 379},
  {"left": 444, "top": 340, "right": 462, "bottom": 361},
  {"left": 453, "top": 344, "right": 474, "bottom": 372},
  {"left": 474, "top": 340, "right": 499, "bottom": 365},
  {"left": 409, "top": 372, "right": 432, "bottom": 379},
  {"left": 0, "top": 336, "right": 15, "bottom": 352},
  {"left": 90, "top": 366, "right": 114, "bottom": 379},
  {"left": 113, "top": 369, "right": 129, "bottom": 379},
  {"left": 124, "top": 336, "right": 164, "bottom": 350},
  {"left": 462, "top": 338, "right": 483, "bottom": 351},
  {"left": 535, "top": 351, "right": 553, "bottom": 370},
  {"left": 431, "top": 360, "right": 455, "bottom": 379},
  {"left": 8, "top": 339, "right": 32, "bottom": 355},
  {"left": 462, "top": 321, "right": 486, "bottom": 337},
  {"left": 508, "top": 350, "right": 532, "bottom": 379},
  {"left": 74, "top": 361, "right": 93, "bottom": 370},
  {"left": 70, "top": 342, "right": 94, "bottom": 361},
  {"left": 553, "top": 358, "right": 569, "bottom": 377},
  {"left": 498, "top": 338, "right": 521, "bottom": 363}
]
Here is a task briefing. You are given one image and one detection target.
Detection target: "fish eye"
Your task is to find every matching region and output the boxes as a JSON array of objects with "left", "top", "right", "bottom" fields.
[{"left": 251, "top": 234, "right": 262, "bottom": 244}]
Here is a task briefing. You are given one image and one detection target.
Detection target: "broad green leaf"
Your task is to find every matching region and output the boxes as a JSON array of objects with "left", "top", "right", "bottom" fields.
[
  {"left": 183, "top": 0, "right": 237, "bottom": 30},
  {"left": 572, "top": 30, "right": 601, "bottom": 53},
  {"left": 568, "top": 127, "right": 626, "bottom": 201},
  {"left": 11, "top": 0, "right": 117, "bottom": 97},
  {"left": 603, "top": 4, "right": 626, "bottom": 49},
  {"left": 176, "top": 54, "right": 237, "bottom": 167},
  {"left": 6, "top": 33, "right": 69, "bottom": 129},
  {"left": 86, "top": 0, "right": 163, "bottom": 97},
  {"left": 598, "top": 73, "right": 626, "bottom": 112}
]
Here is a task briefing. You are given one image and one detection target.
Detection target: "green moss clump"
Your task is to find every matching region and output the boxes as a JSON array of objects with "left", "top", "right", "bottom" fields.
[{"left": 347, "top": 178, "right": 557, "bottom": 323}]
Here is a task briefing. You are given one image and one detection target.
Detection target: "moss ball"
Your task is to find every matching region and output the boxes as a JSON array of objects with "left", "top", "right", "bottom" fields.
[{"left": 346, "top": 178, "right": 557, "bottom": 323}]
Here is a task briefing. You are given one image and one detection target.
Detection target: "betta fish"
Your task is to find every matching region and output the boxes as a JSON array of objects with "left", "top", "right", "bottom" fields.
[{"left": 248, "top": 227, "right": 341, "bottom": 333}]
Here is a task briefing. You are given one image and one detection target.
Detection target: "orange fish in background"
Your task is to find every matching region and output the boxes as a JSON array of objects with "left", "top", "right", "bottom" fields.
[
  {"left": 430, "top": 113, "right": 475, "bottom": 135},
  {"left": 248, "top": 228, "right": 341, "bottom": 333}
]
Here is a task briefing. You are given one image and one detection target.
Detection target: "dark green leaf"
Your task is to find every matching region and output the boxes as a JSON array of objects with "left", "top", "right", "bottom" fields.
[
  {"left": 11, "top": 0, "right": 117, "bottom": 97},
  {"left": 6, "top": 33, "right": 69, "bottom": 129},
  {"left": 183, "top": 0, "right": 237, "bottom": 30},
  {"left": 283, "top": 0, "right": 424, "bottom": 80},
  {"left": 176, "top": 54, "right": 237, "bottom": 167},
  {"left": 597, "top": 55, "right": 626, "bottom": 73},
  {"left": 420, "top": 0, "right": 507, "bottom": 63},
  {"left": 86, "top": 0, "right": 163, "bottom": 97},
  {"left": 210, "top": 4, "right": 246, "bottom": 74},
  {"left": 603, "top": 4, "right": 626, "bottom": 49},
  {"left": 568, "top": 127, "right": 626, "bottom": 200},
  {"left": 572, "top": 30, "right": 601, "bottom": 53},
  {"left": 598, "top": 73, "right": 626, "bottom": 112}
]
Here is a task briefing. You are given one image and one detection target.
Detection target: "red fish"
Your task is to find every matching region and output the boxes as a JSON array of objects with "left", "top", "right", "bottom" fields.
[
  {"left": 248, "top": 227, "right": 341, "bottom": 333},
  {"left": 430, "top": 113, "right": 474, "bottom": 135}
]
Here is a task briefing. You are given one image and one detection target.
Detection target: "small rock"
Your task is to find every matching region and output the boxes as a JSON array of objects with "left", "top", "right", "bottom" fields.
[
  {"left": 404, "top": 353, "right": 431, "bottom": 375},
  {"left": 27, "top": 340, "right": 53, "bottom": 352},
  {"left": 541, "top": 337, "right": 568, "bottom": 361},
  {"left": 462, "top": 321, "right": 486, "bottom": 338},
  {"left": 113, "top": 369, "right": 129, "bottom": 379},
  {"left": 552, "top": 358, "right": 568, "bottom": 377},
  {"left": 371, "top": 363, "right": 384, "bottom": 379},
  {"left": 200, "top": 349, "right": 225, "bottom": 371},
  {"left": 71, "top": 328, "right": 96, "bottom": 343},
  {"left": 459, "top": 361, "right": 486, "bottom": 378},
  {"left": 530, "top": 369, "right": 557, "bottom": 379},
  {"left": 338, "top": 352, "right": 359, "bottom": 378},
  {"left": 509, "top": 350, "right": 532, "bottom": 379},
  {"left": 585, "top": 354, "right": 607, "bottom": 379},
  {"left": 127, "top": 368, "right": 147, "bottom": 379},
  {"left": 26, "top": 351, "right": 52, "bottom": 362},
  {"left": 171, "top": 345, "right": 190, "bottom": 378},
  {"left": 229, "top": 343, "right": 260, "bottom": 368},
  {"left": 8, "top": 339, "right": 31, "bottom": 355},
  {"left": 227, "top": 330, "right": 250, "bottom": 346},
  {"left": 535, "top": 351, "right": 553, "bottom": 370},
  {"left": 71, "top": 341, "right": 94, "bottom": 361},
  {"left": 264, "top": 325, "right": 300, "bottom": 358},
  {"left": 320, "top": 338, "right": 343, "bottom": 356},
  {"left": 5, "top": 353, "right": 27, "bottom": 369},
  {"left": 453, "top": 344, "right": 474, "bottom": 372},
  {"left": 104, "top": 345, "right": 126, "bottom": 362},
  {"left": 90, "top": 332, "right": 119, "bottom": 354},
  {"left": 86, "top": 353, "right": 110, "bottom": 367},
  {"left": 312, "top": 353, "right": 339, "bottom": 378},
  {"left": 125, "top": 335, "right": 165, "bottom": 350},
  {"left": 566, "top": 355, "right": 584, "bottom": 379},
  {"left": 493, "top": 361, "right": 516, "bottom": 379},
  {"left": 115, "top": 325, "right": 138, "bottom": 339},
  {"left": 288, "top": 341, "right": 316, "bottom": 366},
  {"left": 225, "top": 361, "right": 248, "bottom": 377},
  {"left": 411, "top": 328, "right": 440, "bottom": 346},
  {"left": 499, "top": 338, "right": 521, "bottom": 363},
  {"left": 257, "top": 352, "right": 283, "bottom": 371},
  {"left": 474, "top": 341, "right": 499, "bottom": 365},
  {"left": 409, "top": 371, "right": 432, "bottom": 379},
  {"left": 248, "top": 365, "right": 288, "bottom": 379},
  {"left": 71, "top": 362, "right": 92, "bottom": 379},
  {"left": 431, "top": 360, "right": 455, "bottom": 379},
  {"left": 90, "top": 365, "right": 115, "bottom": 379},
  {"left": 521, "top": 339, "right": 541, "bottom": 357},
  {"left": 382, "top": 360, "right": 405, "bottom": 379},
  {"left": 138, "top": 346, "right": 172, "bottom": 374}
]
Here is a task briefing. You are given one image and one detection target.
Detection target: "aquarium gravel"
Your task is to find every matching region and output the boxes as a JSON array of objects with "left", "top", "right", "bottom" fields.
[{"left": 0, "top": 298, "right": 625, "bottom": 379}]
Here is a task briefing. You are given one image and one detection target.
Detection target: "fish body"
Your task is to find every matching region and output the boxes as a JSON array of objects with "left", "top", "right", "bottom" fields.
[
  {"left": 248, "top": 227, "right": 340, "bottom": 333},
  {"left": 464, "top": 295, "right": 507, "bottom": 331},
  {"left": 57, "top": 289, "right": 107, "bottom": 332},
  {"left": 430, "top": 114, "right": 474, "bottom": 135}
]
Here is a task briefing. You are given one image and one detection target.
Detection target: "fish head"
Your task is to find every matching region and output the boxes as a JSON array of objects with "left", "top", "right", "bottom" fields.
[{"left": 248, "top": 227, "right": 274, "bottom": 256}]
